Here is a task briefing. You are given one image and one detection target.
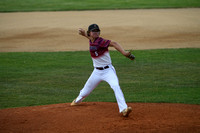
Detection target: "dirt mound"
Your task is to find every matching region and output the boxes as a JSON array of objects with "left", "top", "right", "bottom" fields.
[{"left": 0, "top": 102, "right": 199, "bottom": 133}]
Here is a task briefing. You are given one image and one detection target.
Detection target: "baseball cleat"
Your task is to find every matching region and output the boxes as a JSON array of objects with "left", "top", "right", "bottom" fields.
[
  {"left": 70, "top": 99, "right": 80, "bottom": 106},
  {"left": 122, "top": 107, "right": 132, "bottom": 117}
]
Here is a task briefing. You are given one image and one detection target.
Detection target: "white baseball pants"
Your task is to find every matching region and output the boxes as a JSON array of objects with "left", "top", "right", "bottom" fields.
[{"left": 75, "top": 65, "right": 128, "bottom": 112}]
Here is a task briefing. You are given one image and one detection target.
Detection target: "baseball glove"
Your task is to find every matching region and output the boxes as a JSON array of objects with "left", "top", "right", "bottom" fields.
[{"left": 126, "top": 52, "right": 135, "bottom": 60}]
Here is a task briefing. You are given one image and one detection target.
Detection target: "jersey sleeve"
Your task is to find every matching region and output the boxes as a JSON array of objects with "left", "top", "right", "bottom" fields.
[{"left": 99, "top": 38, "right": 111, "bottom": 48}]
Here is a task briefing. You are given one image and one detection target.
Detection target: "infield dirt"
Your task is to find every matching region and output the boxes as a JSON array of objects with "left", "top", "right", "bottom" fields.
[
  {"left": 0, "top": 9, "right": 200, "bottom": 133},
  {"left": 0, "top": 8, "right": 200, "bottom": 52}
]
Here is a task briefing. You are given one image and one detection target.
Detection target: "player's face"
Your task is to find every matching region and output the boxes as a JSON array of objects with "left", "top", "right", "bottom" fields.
[{"left": 90, "top": 29, "right": 100, "bottom": 38}]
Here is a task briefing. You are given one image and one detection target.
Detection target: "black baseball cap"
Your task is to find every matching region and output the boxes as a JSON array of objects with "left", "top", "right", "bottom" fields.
[{"left": 88, "top": 24, "right": 100, "bottom": 32}]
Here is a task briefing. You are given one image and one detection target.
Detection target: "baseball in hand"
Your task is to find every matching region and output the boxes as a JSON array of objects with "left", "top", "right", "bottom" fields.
[
  {"left": 78, "top": 28, "right": 85, "bottom": 36},
  {"left": 78, "top": 29, "right": 82, "bottom": 34}
]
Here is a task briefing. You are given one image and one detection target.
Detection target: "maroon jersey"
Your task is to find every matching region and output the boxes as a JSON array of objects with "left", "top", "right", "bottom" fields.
[{"left": 89, "top": 37, "right": 111, "bottom": 58}]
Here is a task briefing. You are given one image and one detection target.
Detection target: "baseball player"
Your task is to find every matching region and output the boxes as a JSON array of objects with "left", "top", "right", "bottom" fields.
[{"left": 71, "top": 24, "right": 135, "bottom": 117}]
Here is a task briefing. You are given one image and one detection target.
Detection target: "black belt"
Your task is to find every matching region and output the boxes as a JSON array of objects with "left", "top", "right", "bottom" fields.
[{"left": 96, "top": 65, "right": 109, "bottom": 70}]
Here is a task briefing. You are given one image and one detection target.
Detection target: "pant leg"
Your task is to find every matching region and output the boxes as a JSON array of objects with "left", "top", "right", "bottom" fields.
[
  {"left": 75, "top": 69, "right": 102, "bottom": 103},
  {"left": 103, "top": 66, "right": 128, "bottom": 112}
]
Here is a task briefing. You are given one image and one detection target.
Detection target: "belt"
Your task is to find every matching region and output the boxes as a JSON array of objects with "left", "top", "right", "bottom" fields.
[{"left": 96, "top": 65, "right": 109, "bottom": 70}]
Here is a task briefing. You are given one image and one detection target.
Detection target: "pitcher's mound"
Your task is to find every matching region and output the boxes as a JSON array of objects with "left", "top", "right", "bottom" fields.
[{"left": 0, "top": 102, "right": 199, "bottom": 133}]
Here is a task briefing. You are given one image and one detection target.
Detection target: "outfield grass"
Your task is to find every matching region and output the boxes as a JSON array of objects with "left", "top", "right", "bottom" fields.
[
  {"left": 0, "top": 48, "right": 199, "bottom": 109},
  {"left": 0, "top": 0, "right": 200, "bottom": 12}
]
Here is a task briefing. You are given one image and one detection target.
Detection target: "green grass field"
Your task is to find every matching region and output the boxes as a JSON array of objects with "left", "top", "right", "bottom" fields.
[
  {"left": 0, "top": 48, "right": 199, "bottom": 109},
  {"left": 0, "top": 1, "right": 200, "bottom": 109},
  {"left": 0, "top": 0, "right": 200, "bottom": 12}
]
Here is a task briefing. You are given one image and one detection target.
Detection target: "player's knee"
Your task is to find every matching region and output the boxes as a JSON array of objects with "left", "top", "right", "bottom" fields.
[{"left": 110, "top": 84, "right": 120, "bottom": 91}]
